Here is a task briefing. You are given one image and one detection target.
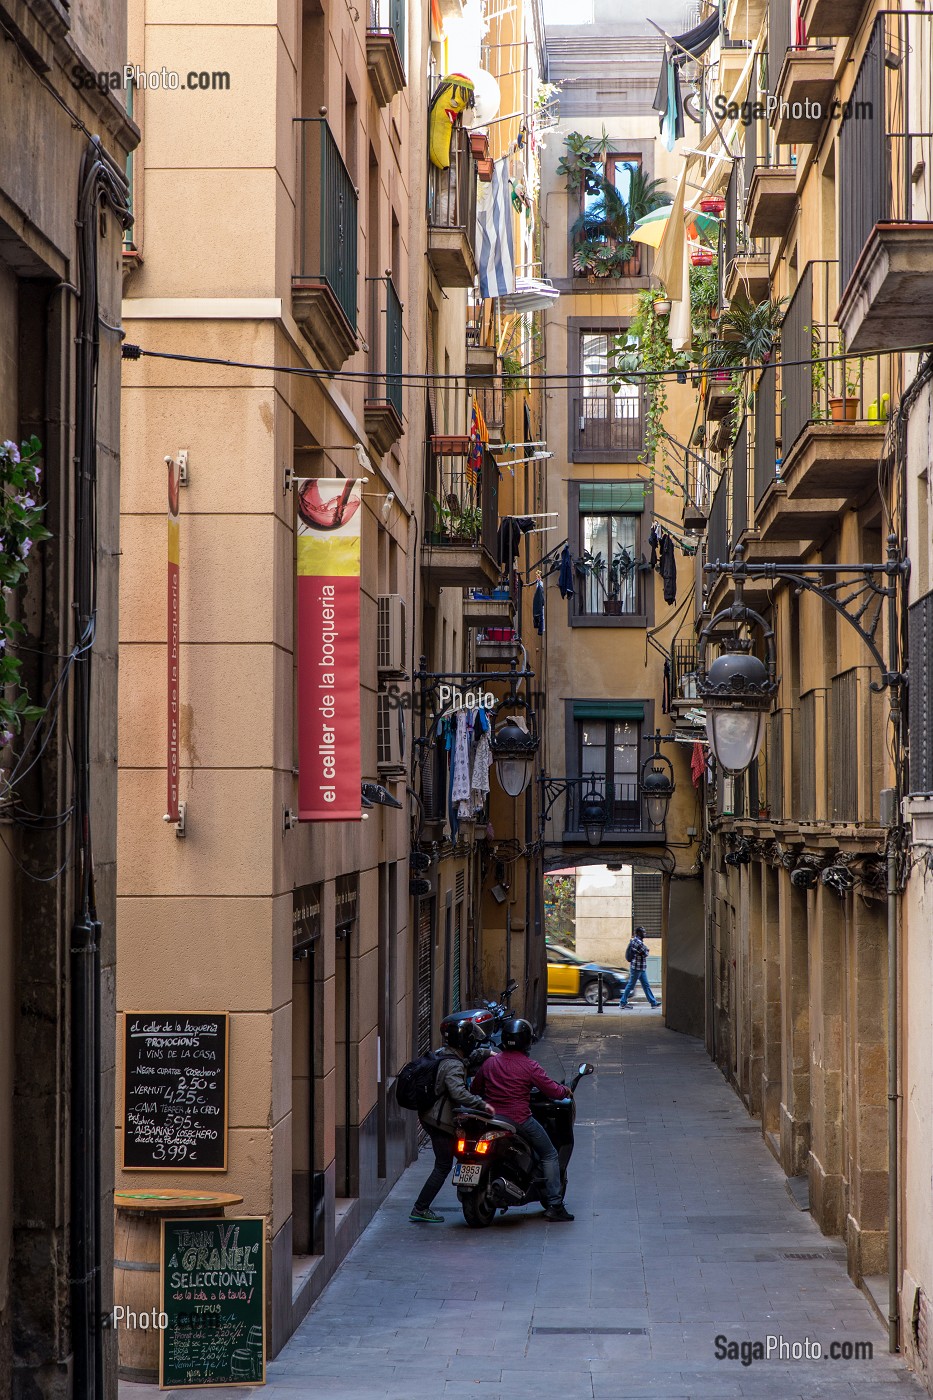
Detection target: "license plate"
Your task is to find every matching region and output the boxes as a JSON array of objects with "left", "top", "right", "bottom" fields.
[{"left": 453, "top": 1163, "right": 482, "bottom": 1186}]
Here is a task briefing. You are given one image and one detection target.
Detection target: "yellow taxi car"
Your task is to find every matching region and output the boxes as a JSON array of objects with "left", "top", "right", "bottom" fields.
[{"left": 546, "top": 944, "right": 628, "bottom": 1004}]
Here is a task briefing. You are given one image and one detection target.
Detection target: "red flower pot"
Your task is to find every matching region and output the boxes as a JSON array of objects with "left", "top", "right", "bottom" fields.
[
  {"left": 700, "top": 197, "right": 725, "bottom": 215},
  {"left": 470, "top": 131, "right": 489, "bottom": 160},
  {"left": 691, "top": 250, "right": 714, "bottom": 266}
]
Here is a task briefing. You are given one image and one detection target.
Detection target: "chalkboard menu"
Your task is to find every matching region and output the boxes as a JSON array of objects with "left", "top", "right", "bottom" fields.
[
  {"left": 123, "top": 1012, "right": 229, "bottom": 1171},
  {"left": 160, "top": 1216, "right": 265, "bottom": 1389}
]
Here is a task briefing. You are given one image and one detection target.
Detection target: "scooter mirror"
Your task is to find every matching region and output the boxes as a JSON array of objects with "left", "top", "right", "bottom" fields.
[{"left": 578, "top": 1062, "right": 595, "bottom": 1076}]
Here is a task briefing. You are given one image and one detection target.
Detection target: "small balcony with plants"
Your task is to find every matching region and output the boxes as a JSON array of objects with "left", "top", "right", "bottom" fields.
[
  {"left": 364, "top": 275, "right": 404, "bottom": 456},
  {"left": 836, "top": 11, "right": 933, "bottom": 352},
  {"left": 366, "top": 0, "right": 405, "bottom": 107},
  {"left": 422, "top": 436, "right": 499, "bottom": 588},
  {"left": 722, "top": 165, "right": 769, "bottom": 304},
  {"left": 557, "top": 131, "right": 670, "bottom": 284},
  {"left": 779, "top": 259, "right": 896, "bottom": 506},
  {"left": 427, "top": 124, "right": 478, "bottom": 288},
  {"left": 293, "top": 118, "right": 359, "bottom": 371}
]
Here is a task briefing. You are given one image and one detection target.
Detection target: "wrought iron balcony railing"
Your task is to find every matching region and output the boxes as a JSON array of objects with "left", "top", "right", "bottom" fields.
[
  {"left": 572, "top": 395, "right": 644, "bottom": 460},
  {"left": 838, "top": 11, "right": 933, "bottom": 295},
  {"left": 424, "top": 441, "right": 498, "bottom": 561},
  {"left": 295, "top": 118, "right": 358, "bottom": 333},
  {"left": 562, "top": 778, "right": 652, "bottom": 838},
  {"left": 368, "top": 0, "right": 405, "bottom": 55},
  {"left": 367, "top": 275, "right": 403, "bottom": 421},
  {"left": 428, "top": 127, "right": 477, "bottom": 237},
  {"left": 781, "top": 260, "right": 892, "bottom": 455}
]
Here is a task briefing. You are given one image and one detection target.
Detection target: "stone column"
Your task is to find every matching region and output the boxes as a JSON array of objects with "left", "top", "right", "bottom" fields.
[
  {"left": 779, "top": 877, "right": 811, "bottom": 1176},
  {"left": 808, "top": 885, "right": 846, "bottom": 1236},
  {"left": 845, "top": 894, "right": 888, "bottom": 1281},
  {"left": 761, "top": 863, "right": 783, "bottom": 1141}
]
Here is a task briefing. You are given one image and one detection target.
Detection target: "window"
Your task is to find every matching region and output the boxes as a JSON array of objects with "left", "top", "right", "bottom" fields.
[
  {"left": 574, "top": 332, "right": 643, "bottom": 459},
  {"left": 574, "top": 154, "right": 645, "bottom": 281},
  {"left": 575, "top": 482, "right": 644, "bottom": 618},
  {"left": 569, "top": 701, "right": 646, "bottom": 833}
]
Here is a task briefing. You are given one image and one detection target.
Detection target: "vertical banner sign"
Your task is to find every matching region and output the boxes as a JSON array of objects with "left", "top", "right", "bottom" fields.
[
  {"left": 167, "top": 458, "right": 181, "bottom": 823},
  {"left": 296, "top": 479, "right": 362, "bottom": 820}
]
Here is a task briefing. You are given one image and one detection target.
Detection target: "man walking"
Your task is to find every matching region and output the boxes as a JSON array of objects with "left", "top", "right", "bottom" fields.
[{"left": 619, "top": 926, "right": 659, "bottom": 1008}]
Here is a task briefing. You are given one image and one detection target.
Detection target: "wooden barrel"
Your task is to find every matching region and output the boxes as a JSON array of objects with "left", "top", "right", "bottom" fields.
[{"left": 113, "top": 1189, "right": 244, "bottom": 1383}]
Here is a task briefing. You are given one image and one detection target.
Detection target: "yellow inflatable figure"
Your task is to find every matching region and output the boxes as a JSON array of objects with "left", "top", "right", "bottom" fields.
[{"left": 429, "top": 74, "right": 475, "bottom": 169}]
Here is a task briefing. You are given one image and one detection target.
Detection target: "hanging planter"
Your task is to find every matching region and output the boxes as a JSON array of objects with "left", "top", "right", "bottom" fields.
[
  {"left": 475, "top": 157, "right": 494, "bottom": 183},
  {"left": 653, "top": 298, "right": 672, "bottom": 316},
  {"left": 470, "top": 131, "right": 490, "bottom": 160},
  {"left": 700, "top": 196, "right": 725, "bottom": 215},
  {"left": 691, "top": 250, "right": 714, "bottom": 267},
  {"left": 430, "top": 434, "right": 471, "bottom": 456}
]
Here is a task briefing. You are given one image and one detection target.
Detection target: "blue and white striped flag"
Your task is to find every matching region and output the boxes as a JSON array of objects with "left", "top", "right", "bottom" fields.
[{"left": 475, "top": 157, "right": 515, "bottom": 299}]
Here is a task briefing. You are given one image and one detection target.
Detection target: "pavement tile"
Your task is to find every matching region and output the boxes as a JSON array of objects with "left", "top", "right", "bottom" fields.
[{"left": 121, "top": 1012, "right": 928, "bottom": 1400}]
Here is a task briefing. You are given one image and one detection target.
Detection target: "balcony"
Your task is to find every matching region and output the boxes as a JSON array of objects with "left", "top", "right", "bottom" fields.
[
  {"left": 572, "top": 393, "right": 644, "bottom": 462},
  {"left": 364, "top": 275, "right": 404, "bottom": 456},
  {"left": 724, "top": 0, "right": 766, "bottom": 43},
  {"left": 745, "top": 159, "right": 797, "bottom": 239},
  {"left": 422, "top": 439, "right": 499, "bottom": 588},
  {"left": 366, "top": 0, "right": 405, "bottom": 107},
  {"left": 559, "top": 778, "right": 661, "bottom": 845},
  {"left": 704, "top": 372, "right": 736, "bottom": 421},
  {"left": 475, "top": 384, "right": 505, "bottom": 443},
  {"left": 836, "top": 13, "right": 933, "bottom": 351},
  {"left": 465, "top": 339, "right": 497, "bottom": 384},
  {"left": 427, "top": 128, "right": 478, "bottom": 288},
  {"left": 800, "top": 0, "right": 868, "bottom": 39},
  {"left": 463, "top": 590, "right": 514, "bottom": 629},
  {"left": 722, "top": 164, "right": 769, "bottom": 304},
  {"left": 779, "top": 260, "right": 893, "bottom": 505},
  {"left": 293, "top": 119, "right": 358, "bottom": 371},
  {"left": 769, "top": 47, "right": 835, "bottom": 144}
]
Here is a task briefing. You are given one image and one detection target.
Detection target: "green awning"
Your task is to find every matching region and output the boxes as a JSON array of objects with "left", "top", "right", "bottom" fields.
[
  {"left": 579, "top": 483, "right": 645, "bottom": 513},
  {"left": 573, "top": 701, "right": 645, "bottom": 721}
]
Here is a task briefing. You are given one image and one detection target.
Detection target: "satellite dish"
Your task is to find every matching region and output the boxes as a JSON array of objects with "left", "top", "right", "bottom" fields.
[{"left": 466, "top": 69, "right": 501, "bottom": 127}]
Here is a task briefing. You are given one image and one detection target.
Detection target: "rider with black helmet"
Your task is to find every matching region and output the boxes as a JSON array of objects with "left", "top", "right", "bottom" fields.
[
  {"left": 469, "top": 1018, "right": 575, "bottom": 1222},
  {"left": 410, "top": 1020, "right": 495, "bottom": 1224}
]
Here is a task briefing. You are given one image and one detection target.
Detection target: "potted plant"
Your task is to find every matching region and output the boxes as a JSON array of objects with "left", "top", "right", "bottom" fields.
[
  {"left": 469, "top": 130, "right": 489, "bottom": 160},
  {"left": 829, "top": 343, "right": 860, "bottom": 422},
  {"left": 603, "top": 543, "right": 635, "bottom": 614},
  {"left": 476, "top": 157, "right": 494, "bottom": 182},
  {"left": 653, "top": 296, "right": 672, "bottom": 316},
  {"left": 556, "top": 129, "right": 610, "bottom": 195}
]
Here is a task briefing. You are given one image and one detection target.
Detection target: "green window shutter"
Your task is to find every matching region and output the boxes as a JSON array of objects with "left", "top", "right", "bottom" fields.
[
  {"left": 573, "top": 701, "right": 645, "bottom": 721},
  {"left": 578, "top": 483, "right": 645, "bottom": 513}
]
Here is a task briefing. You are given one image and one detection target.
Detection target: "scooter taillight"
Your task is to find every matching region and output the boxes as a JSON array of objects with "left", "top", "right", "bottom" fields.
[{"left": 475, "top": 1131, "right": 507, "bottom": 1154}]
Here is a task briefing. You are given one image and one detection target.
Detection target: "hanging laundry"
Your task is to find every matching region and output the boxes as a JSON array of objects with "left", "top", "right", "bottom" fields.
[
  {"left": 450, "top": 710, "right": 472, "bottom": 806},
  {"left": 662, "top": 658, "right": 672, "bottom": 715},
  {"left": 648, "top": 522, "right": 660, "bottom": 572},
  {"left": 497, "top": 515, "right": 535, "bottom": 568},
  {"left": 659, "top": 532, "right": 678, "bottom": 604},
  {"left": 558, "top": 544, "right": 575, "bottom": 599},
  {"left": 533, "top": 577, "right": 545, "bottom": 635},
  {"left": 691, "top": 740, "right": 706, "bottom": 789},
  {"left": 469, "top": 724, "right": 493, "bottom": 814}
]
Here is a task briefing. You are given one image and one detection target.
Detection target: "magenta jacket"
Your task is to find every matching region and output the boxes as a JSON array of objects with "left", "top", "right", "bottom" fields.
[{"left": 470, "top": 1051, "right": 566, "bottom": 1125}]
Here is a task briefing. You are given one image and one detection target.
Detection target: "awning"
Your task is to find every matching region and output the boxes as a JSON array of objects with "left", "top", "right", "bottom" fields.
[
  {"left": 573, "top": 701, "right": 646, "bottom": 721},
  {"left": 578, "top": 482, "right": 645, "bottom": 513}
]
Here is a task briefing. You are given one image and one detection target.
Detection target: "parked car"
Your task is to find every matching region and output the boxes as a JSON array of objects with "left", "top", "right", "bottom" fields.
[{"left": 546, "top": 945, "right": 627, "bottom": 1004}]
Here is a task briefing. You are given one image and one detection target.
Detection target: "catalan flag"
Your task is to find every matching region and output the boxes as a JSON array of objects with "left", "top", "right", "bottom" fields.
[{"left": 467, "top": 394, "right": 488, "bottom": 484}]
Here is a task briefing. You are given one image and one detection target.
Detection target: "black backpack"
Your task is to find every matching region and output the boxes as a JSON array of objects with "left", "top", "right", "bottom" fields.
[
  {"left": 625, "top": 938, "right": 637, "bottom": 963},
  {"left": 395, "top": 1052, "right": 443, "bottom": 1111}
]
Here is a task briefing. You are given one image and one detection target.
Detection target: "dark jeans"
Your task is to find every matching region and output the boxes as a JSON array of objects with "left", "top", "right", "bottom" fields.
[
  {"left": 519, "top": 1115, "right": 563, "bottom": 1206},
  {"left": 620, "top": 967, "right": 659, "bottom": 1006},
  {"left": 413, "top": 1126, "right": 455, "bottom": 1210}
]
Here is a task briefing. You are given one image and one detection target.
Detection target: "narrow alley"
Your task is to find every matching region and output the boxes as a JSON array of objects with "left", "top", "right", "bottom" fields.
[{"left": 123, "top": 1011, "right": 924, "bottom": 1400}]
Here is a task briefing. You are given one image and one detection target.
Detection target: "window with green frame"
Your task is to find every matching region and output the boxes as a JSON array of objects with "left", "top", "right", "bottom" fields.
[{"left": 578, "top": 482, "right": 644, "bottom": 616}]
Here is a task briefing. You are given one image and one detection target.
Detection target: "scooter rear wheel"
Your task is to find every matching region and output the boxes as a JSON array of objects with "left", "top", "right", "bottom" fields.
[{"left": 461, "top": 1188, "right": 497, "bottom": 1228}]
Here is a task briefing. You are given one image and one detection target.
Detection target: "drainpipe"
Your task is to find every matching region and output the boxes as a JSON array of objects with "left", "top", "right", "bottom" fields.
[{"left": 887, "top": 830, "right": 899, "bottom": 1353}]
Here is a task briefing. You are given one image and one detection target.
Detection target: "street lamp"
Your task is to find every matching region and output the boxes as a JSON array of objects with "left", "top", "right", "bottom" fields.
[
  {"left": 579, "top": 785, "right": 607, "bottom": 846},
  {"left": 640, "top": 731, "right": 676, "bottom": 828},
  {"left": 492, "top": 716, "right": 538, "bottom": 797},
  {"left": 701, "top": 646, "right": 772, "bottom": 773}
]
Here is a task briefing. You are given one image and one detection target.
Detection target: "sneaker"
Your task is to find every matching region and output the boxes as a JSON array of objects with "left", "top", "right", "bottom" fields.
[
  {"left": 544, "top": 1204, "right": 575, "bottom": 1223},
  {"left": 409, "top": 1207, "right": 444, "bottom": 1223},
  {"left": 619, "top": 1002, "right": 630, "bottom": 1010}
]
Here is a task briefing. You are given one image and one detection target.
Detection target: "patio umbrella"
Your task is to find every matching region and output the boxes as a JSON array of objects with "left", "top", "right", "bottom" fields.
[{"left": 630, "top": 205, "right": 720, "bottom": 248}]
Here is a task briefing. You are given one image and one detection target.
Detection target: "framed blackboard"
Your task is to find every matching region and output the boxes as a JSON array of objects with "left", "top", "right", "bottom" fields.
[
  {"left": 160, "top": 1216, "right": 265, "bottom": 1389},
  {"left": 123, "top": 1012, "right": 229, "bottom": 1171}
]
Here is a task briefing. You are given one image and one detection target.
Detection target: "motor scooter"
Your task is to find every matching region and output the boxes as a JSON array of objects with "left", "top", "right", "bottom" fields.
[
  {"left": 439, "top": 978, "right": 519, "bottom": 1050},
  {"left": 451, "top": 1061, "right": 595, "bottom": 1227}
]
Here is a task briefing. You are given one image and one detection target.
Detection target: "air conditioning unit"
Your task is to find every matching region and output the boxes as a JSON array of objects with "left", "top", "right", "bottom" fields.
[
  {"left": 377, "top": 594, "right": 407, "bottom": 679},
  {"left": 377, "top": 691, "right": 407, "bottom": 776}
]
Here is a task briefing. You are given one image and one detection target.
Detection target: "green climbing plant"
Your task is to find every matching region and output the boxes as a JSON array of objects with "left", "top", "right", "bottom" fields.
[{"left": 0, "top": 435, "right": 50, "bottom": 760}]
